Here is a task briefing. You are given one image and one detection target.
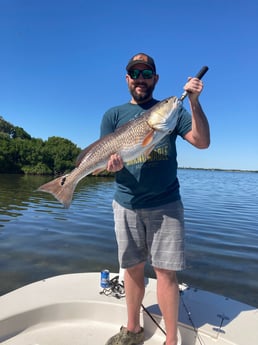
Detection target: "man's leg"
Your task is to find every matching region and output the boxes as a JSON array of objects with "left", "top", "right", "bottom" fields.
[
  {"left": 105, "top": 263, "right": 145, "bottom": 345},
  {"left": 154, "top": 268, "right": 179, "bottom": 345},
  {"left": 125, "top": 262, "right": 145, "bottom": 333}
]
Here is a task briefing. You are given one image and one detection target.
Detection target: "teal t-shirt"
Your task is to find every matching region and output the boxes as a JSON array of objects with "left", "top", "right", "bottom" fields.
[{"left": 100, "top": 98, "right": 192, "bottom": 209}]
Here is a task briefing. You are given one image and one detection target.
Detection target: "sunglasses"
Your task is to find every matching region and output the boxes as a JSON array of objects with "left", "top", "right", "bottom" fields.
[{"left": 128, "top": 69, "right": 155, "bottom": 80}]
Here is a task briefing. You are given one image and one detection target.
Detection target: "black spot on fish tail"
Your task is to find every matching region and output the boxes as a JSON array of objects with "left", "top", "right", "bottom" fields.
[{"left": 37, "top": 175, "right": 76, "bottom": 208}]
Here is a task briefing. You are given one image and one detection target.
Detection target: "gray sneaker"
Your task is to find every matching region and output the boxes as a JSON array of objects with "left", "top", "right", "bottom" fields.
[{"left": 105, "top": 326, "right": 144, "bottom": 345}]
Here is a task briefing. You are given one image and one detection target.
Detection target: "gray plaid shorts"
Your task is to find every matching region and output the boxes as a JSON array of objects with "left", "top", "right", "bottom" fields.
[{"left": 112, "top": 200, "right": 185, "bottom": 271}]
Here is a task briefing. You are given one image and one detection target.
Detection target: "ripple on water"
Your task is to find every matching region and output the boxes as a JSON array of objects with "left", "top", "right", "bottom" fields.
[{"left": 0, "top": 172, "right": 257, "bottom": 306}]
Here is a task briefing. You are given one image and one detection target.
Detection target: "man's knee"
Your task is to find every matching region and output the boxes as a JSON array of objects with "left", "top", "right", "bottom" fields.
[{"left": 154, "top": 267, "right": 177, "bottom": 283}]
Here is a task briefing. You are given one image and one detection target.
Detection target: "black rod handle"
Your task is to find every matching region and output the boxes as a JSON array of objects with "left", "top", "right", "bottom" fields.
[
  {"left": 180, "top": 66, "right": 209, "bottom": 101},
  {"left": 195, "top": 66, "right": 209, "bottom": 80}
]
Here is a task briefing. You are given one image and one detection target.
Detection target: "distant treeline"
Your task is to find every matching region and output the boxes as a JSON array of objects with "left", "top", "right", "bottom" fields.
[
  {"left": 2, "top": 117, "right": 256, "bottom": 176},
  {"left": 0, "top": 116, "right": 81, "bottom": 175}
]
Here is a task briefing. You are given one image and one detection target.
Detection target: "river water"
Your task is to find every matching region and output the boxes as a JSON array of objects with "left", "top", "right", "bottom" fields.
[{"left": 0, "top": 170, "right": 257, "bottom": 307}]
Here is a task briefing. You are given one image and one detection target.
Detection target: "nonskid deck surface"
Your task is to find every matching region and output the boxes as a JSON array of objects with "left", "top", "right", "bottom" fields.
[{"left": 0, "top": 320, "right": 165, "bottom": 345}]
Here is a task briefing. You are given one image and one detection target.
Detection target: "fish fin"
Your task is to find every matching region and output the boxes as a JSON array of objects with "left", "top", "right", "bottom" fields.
[
  {"left": 92, "top": 168, "right": 106, "bottom": 176},
  {"left": 75, "top": 138, "right": 104, "bottom": 167},
  {"left": 142, "top": 129, "right": 155, "bottom": 147},
  {"left": 144, "top": 145, "right": 155, "bottom": 157},
  {"left": 75, "top": 149, "right": 86, "bottom": 167},
  {"left": 75, "top": 147, "right": 91, "bottom": 167},
  {"left": 37, "top": 175, "right": 76, "bottom": 208}
]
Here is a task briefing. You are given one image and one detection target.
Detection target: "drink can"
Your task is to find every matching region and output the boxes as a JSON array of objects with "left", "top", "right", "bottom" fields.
[{"left": 100, "top": 269, "right": 110, "bottom": 288}]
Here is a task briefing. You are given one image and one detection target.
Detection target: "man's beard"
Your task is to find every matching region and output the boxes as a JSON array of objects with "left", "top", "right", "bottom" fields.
[{"left": 129, "top": 82, "right": 155, "bottom": 103}]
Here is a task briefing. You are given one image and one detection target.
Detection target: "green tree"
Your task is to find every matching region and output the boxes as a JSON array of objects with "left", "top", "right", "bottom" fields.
[
  {"left": 43, "top": 136, "right": 80, "bottom": 175},
  {"left": 12, "top": 126, "right": 31, "bottom": 140},
  {"left": 0, "top": 116, "right": 12, "bottom": 135},
  {"left": 0, "top": 116, "right": 31, "bottom": 139},
  {"left": 0, "top": 116, "right": 81, "bottom": 175}
]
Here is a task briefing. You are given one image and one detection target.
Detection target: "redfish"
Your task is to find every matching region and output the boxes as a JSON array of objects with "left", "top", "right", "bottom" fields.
[{"left": 38, "top": 96, "right": 181, "bottom": 208}]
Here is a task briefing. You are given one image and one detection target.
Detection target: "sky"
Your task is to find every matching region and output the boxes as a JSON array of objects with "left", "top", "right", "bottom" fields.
[{"left": 1, "top": 0, "right": 258, "bottom": 171}]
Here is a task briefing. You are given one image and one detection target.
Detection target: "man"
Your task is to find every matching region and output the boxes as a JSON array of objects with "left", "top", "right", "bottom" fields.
[{"left": 101, "top": 53, "right": 210, "bottom": 345}]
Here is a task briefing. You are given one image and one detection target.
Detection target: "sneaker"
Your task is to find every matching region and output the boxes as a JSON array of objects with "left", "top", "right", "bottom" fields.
[{"left": 105, "top": 326, "right": 144, "bottom": 345}]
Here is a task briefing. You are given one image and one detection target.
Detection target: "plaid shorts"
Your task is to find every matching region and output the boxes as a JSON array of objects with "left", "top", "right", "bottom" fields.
[{"left": 112, "top": 200, "right": 185, "bottom": 271}]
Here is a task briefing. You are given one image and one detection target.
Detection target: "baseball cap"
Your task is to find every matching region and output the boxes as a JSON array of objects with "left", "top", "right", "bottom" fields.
[{"left": 126, "top": 53, "right": 156, "bottom": 73}]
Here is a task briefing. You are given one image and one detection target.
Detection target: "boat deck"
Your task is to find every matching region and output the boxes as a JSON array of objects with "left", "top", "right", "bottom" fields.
[{"left": 0, "top": 273, "right": 257, "bottom": 345}]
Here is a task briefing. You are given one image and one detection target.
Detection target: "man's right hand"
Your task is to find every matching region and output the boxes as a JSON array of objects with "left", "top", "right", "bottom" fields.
[{"left": 106, "top": 154, "right": 124, "bottom": 172}]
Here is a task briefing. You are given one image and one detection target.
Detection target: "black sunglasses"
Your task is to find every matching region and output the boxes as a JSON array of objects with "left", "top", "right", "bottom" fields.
[{"left": 128, "top": 69, "right": 155, "bottom": 80}]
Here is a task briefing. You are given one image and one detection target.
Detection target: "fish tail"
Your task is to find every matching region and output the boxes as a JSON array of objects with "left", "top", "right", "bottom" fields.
[{"left": 37, "top": 175, "right": 76, "bottom": 208}]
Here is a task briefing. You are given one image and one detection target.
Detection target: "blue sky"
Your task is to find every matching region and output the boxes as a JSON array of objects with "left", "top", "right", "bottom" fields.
[{"left": 1, "top": 0, "right": 257, "bottom": 170}]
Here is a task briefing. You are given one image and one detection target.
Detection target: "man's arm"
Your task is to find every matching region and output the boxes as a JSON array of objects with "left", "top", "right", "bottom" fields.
[{"left": 183, "top": 77, "right": 210, "bottom": 149}]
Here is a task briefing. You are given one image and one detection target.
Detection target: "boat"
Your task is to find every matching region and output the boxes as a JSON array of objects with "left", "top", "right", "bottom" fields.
[{"left": 0, "top": 271, "right": 257, "bottom": 344}]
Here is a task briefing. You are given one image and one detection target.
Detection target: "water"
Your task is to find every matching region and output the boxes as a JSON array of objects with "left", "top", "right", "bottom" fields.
[{"left": 0, "top": 170, "right": 257, "bottom": 307}]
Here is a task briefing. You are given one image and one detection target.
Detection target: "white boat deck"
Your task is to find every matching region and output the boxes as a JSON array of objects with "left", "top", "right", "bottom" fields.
[{"left": 0, "top": 273, "right": 257, "bottom": 345}]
